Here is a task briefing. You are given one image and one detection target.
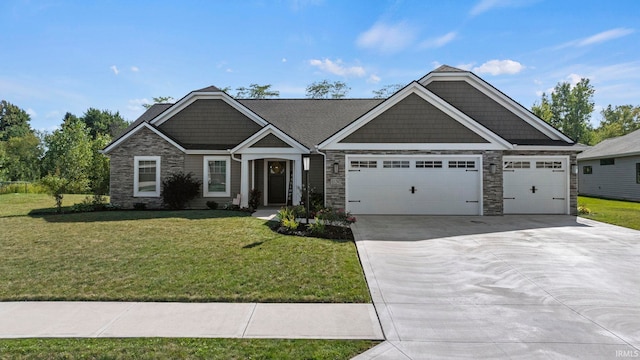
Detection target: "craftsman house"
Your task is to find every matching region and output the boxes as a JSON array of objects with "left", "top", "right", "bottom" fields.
[{"left": 103, "top": 65, "right": 582, "bottom": 215}]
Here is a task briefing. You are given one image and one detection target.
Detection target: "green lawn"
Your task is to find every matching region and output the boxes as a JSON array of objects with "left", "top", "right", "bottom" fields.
[
  {"left": 0, "top": 194, "right": 370, "bottom": 303},
  {"left": 579, "top": 196, "right": 640, "bottom": 230},
  {"left": 0, "top": 338, "right": 379, "bottom": 359}
]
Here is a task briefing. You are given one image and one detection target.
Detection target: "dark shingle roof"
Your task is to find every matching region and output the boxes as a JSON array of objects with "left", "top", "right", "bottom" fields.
[
  {"left": 238, "top": 99, "right": 384, "bottom": 148},
  {"left": 577, "top": 129, "right": 640, "bottom": 160},
  {"left": 432, "top": 65, "right": 468, "bottom": 73},
  {"left": 111, "top": 103, "right": 172, "bottom": 140}
]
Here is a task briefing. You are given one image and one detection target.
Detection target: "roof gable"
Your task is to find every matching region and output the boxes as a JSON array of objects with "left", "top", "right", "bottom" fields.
[
  {"left": 103, "top": 122, "right": 186, "bottom": 154},
  {"left": 420, "top": 70, "right": 574, "bottom": 144},
  {"left": 231, "top": 125, "right": 309, "bottom": 154},
  {"left": 319, "top": 82, "right": 512, "bottom": 151}
]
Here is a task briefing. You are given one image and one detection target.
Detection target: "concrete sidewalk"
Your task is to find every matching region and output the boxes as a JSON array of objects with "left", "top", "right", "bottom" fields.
[{"left": 0, "top": 302, "right": 383, "bottom": 339}]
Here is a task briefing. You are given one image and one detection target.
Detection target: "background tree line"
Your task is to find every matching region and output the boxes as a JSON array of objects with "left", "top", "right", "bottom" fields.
[{"left": 3, "top": 77, "right": 637, "bottom": 195}]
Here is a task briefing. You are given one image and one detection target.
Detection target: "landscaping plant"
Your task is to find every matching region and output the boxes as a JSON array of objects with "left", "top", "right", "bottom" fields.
[{"left": 161, "top": 172, "right": 201, "bottom": 209}]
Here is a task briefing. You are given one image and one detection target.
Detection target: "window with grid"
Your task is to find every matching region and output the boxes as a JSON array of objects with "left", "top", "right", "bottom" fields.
[
  {"left": 448, "top": 161, "right": 475, "bottom": 168},
  {"left": 504, "top": 161, "right": 530, "bottom": 169},
  {"left": 350, "top": 161, "right": 377, "bottom": 168},
  {"left": 203, "top": 156, "right": 230, "bottom": 196},
  {"left": 416, "top": 160, "right": 443, "bottom": 168},
  {"left": 134, "top": 156, "right": 161, "bottom": 197},
  {"left": 536, "top": 161, "right": 563, "bottom": 169},
  {"left": 383, "top": 160, "right": 410, "bottom": 168}
]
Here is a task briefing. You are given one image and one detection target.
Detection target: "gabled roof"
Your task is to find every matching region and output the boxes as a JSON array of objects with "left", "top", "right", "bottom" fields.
[
  {"left": 239, "top": 99, "right": 383, "bottom": 149},
  {"left": 432, "top": 65, "right": 468, "bottom": 73},
  {"left": 577, "top": 129, "right": 640, "bottom": 160}
]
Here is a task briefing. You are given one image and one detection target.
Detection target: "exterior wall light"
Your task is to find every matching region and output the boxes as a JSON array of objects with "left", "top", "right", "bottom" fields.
[
  {"left": 333, "top": 162, "right": 339, "bottom": 174},
  {"left": 489, "top": 163, "right": 497, "bottom": 174}
]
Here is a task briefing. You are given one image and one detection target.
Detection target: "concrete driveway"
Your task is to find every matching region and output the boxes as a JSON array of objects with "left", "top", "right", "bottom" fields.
[{"left": 352, "top": 215, "right": 640, "bottom": 359}]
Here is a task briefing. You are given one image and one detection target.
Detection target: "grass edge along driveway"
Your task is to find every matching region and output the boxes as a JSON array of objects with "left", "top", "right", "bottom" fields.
[{"left": 579, "top": 196, "right": 640, "bottom": 230}]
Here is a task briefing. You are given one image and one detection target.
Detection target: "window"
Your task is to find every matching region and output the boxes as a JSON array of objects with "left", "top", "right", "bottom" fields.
[
  {"left": 637, "top": 163, "right": 640, "bottom": 184},
  {"left": 383, "top": 160, "right": 410, "bottom": 168},
  {"left": 416, "top": 160, "right": 443, "bottom": 168},
  {"left": 600, "top": 158, "right": 615, "bottom": 166},
  {"left": 204, "top": 156, "right": 231, "bottom": 197},
  {"left": 583, "top": 166, "right": 592, "bottom": 174},
  {"left": 536, "top": 161, "right": 563, "bottom": 169},
  {"left": 448, "top": 161, "right": 475, "bottom": 169},
  {"left": 134, "top": 156, "right": 161, "bottom": 197},
  {"left": 504, "top": 161, "right": 530, "bottom": 169},
  {"left": 350, "top": 160, "right": 377, "bottom": 168}
]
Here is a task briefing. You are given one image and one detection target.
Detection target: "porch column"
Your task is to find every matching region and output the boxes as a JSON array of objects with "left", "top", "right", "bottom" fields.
[
  {"left": 240, "top": 157, "right": 250, "bottom": 208},
  {"left": 293, "top": 157, "right": 302, "bottom": 205}
]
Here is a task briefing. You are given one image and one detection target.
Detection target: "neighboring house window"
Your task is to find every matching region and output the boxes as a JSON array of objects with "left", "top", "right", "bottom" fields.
[
  {"left": 134, "top": 156, "right": 161, "bottom": 197},
  {"left": 204, "top": 156, "right": 231, "bottom": 197},
  {"left": 600, "top": 158, "right": 615, "bottom": 166},
  {"left": 583, "top": 166, "right": 592, "bottom": 174},
  {"left": 637, "top": 163, "right": 640, "bottom": 184}
]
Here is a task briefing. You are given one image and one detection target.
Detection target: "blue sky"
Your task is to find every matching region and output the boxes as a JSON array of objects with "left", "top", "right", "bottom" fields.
[{"left": 2, "top": 0, "right": 639, "bottom": 131}]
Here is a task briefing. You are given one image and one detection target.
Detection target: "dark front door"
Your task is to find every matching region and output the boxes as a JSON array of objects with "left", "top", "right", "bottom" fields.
[{"left": 268, "top": 161, "right": 286, "bottom": 204}]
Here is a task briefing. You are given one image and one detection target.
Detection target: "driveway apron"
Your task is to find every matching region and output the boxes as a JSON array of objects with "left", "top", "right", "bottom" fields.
[{"left": 352, "top": 215, "right": 640, "bottom": 359}]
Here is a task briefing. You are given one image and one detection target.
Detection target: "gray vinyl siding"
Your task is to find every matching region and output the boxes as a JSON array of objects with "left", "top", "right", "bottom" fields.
[
  {"left": 184, "top": 154, "right": 241, "bottom": 208},
  {"left": 307, "top": 154, "right": 325, "bottom": 198},
  {"left": 425, "top": 81, "right": 552, "bottom": 142},
  {"left": 158, "top": 99, "right": 263, "bottom": 148},
  {"left": 578, "top": 156, "right": 640, "bottom": 201},
  {"left": 341, "top": 93, "right": 488, "bottom": 143}
]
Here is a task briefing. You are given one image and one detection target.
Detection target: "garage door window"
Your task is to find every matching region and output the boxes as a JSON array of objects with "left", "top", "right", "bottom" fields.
[
  {"left": 583, "top": 166, "right": 592, "bottom": 174},
  {"left": 449, "top": 161, "right": 475, "bottom": 168},
  {"left": 536, "top": 161, "right": 563, "bottom": 169},
  {"left": 504, "top": 161, "right": 530, "bottom": 169},
  {"left": 416, "top": 160, "right": 443, "bottom": 168},
  {"left": 351, "top": 160, "right": 377, "bottom": 168},
  {"left": 383, "top": 160, "right": 410, "bottom": 168}
]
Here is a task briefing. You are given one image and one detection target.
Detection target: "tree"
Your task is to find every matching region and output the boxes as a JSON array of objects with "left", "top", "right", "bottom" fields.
[
  {"left": 90, "top": 134, "right": 111, "bottom": 195},
  {"left": 142, "top": 96, "right": 174, "bottom": 109},
  {"left": 41, "top": 117, "right": 93, "bottom": 194},
  {"left": 80, "top": 108, "right": 129, "bottom": 138},
  {"left": 372, "top": 84, "right": 404, "bottom": 99},
  {"left": 235, "top": 84, "right": 279, "bottom": 99},
  {"left": 532, "top": 78, "right": 595, "bottom": 143},
  {"left": 591, "top": 105, "right": 640, "bottom": 143},
  {"left": 0, "top": 100, "right": 32, "bottom": 141},
  {"left": 305, "top": 80, "right": 351, "bottom": 99},
  {"left": 1, "top": 133, "right": 42, "bottom": 181}
]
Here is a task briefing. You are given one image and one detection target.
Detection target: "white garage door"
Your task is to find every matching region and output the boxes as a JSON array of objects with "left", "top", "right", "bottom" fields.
[
  {"left": 503, "top": 156, "right": 568, "bottom": 214},
  {"left": 346, "top": 156, "right": 482, "bottom": 215}
]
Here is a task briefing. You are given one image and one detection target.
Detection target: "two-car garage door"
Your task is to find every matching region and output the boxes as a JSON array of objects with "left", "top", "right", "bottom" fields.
[{"left": 346, "top": 156, "right": 482, "bottom": 215}]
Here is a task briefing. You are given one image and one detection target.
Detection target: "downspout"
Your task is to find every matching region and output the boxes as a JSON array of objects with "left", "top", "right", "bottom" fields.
[{"left": 314, "top": 145, "right": 328, "bottom": 207}]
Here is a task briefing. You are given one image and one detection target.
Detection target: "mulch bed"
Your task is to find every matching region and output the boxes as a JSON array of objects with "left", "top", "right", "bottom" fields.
[{"left": 268, "top": 222, "right": 354, "bottom": 241}]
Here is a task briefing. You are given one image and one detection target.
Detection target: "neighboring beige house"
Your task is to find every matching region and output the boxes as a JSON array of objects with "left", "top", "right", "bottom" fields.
[
  {"left": 103, "top": 65, "right": 582, "bottom": 215},
  {"left": 578, "top": 129, "right": 640, "bottom": 201}
]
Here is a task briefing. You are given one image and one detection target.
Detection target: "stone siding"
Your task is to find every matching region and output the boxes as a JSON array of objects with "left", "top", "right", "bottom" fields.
[{"left": 109, "top": 127, "right": 184, "bottom": 209}]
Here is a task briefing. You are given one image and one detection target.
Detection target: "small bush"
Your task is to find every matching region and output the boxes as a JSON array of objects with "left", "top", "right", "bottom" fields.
[
  {"left": 277, "top": 207, "right": 300, "bottom": 231},
  {"left": 249, "top": 188, "right": 261, "bottom": 210},
  {"left": 70, "top": 194, "right": 108, "bottom": 213},
  {"left": 206, "top": 200, "right": 218, "bottom": 210},
  {"left": 161, "top": 172, "right": 201, "bottom": 210},
  {"left": 578, "top": 204, "right": 592, "bottom": 215},
  {"left": 316, "top": 207, "right": 356, "bottom": 227},
  {"left": 308, "top": 218, "right": 326, "bottom": 235},
  {"left": 133, "top": 202, "right": 147, "bottom": 210}
]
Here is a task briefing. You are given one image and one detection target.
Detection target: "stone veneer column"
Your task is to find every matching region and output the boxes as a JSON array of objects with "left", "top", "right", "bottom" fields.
[
  {"left": 324, "top": 151, "right": 346, "bottom": 209},
  {"left": 482, "top": 151, "right": 504, "bottom": 215}
]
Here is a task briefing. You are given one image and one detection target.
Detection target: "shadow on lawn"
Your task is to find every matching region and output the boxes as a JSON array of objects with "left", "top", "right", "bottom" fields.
[{"left": 28, "top": 208, "right": 252, "bottom": 223}]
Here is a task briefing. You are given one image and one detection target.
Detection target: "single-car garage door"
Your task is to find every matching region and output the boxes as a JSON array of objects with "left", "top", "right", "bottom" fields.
[
  {"left": 503, "top": 156, "right": 569, "bottom": 214},
  {"left": 346, "top": 156, "right": 482, "bottom": 215}
]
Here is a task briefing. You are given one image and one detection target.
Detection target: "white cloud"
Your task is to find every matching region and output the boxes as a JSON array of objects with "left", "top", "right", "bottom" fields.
[
  {"left": 356, "top": 21, "right": 416, "bottom": 54},
  {"left": 420, "top": 31, "right": 457, "bottom": 49},
  {"left": 110, "top": 65, "right": 119, "bottom": 75},
  {"left": 282, "top": 58, "right": 287, "bottom": 63},
  {"left": 473, "top": 59, "right": 525, "bottom": 75},
  {"left": 566, "top": 73, "right": 582, "bottom": 86},
  {"left": 577, "top": 28, "right": 634, "bottom": 46},
  {"left": 131, "top": 66, "right": 139, "bottom": 72},
  {"left": 26, "top": 108, "right": 37, "bottom": 118},
  {"left": 455, "top": 63, "right": 475, "bottom": 71},
  {"left": 368, "top": 74, "right": 381, "bottom": 84},
  {"left": 309, "top": 58, "right": 366, "bottom": 77},
  {"left": 127, "top": 98, "right": 151, "bottom": 112},
  {"left": 469, "top": 0, "right": 537, "bottom": 17}
]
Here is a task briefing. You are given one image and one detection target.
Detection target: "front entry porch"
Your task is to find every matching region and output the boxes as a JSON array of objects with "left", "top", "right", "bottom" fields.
[{"left": 239, "top": 154, "right": 303, "bottom": 208}]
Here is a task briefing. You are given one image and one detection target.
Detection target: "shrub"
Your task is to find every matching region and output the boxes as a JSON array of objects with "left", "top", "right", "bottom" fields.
[
  {"left": 206, "top": 200, "right": 218, "bottom": 210},
  {"left": 161, "top": 172, "right": 201, "bottom": 210},
  {"left": 39, "top": 175, "right": 67, "bottom": 213},
  {"left": 249, "top": 188, "right": 261, "bottom": 210},
  {"left": 70, "top": 194, "right": 108, "bottom": 213},
  {"left": 316, "top": 207, "right": 356, "bottom": 227},
  {"left": 578, "top": 204, "right": 592, "bottom": 215},
  {"left": 309, "top": 190, "right": 324, "bottom": 213},
  {"left": 308, "top": 218, "right": 326, "bottom": 235},
  {"left": 133, "top": 202, "right": 147, "bottom": 210},
  {"left": 277, "top": 206, "right": 300, "bottom": 231}
]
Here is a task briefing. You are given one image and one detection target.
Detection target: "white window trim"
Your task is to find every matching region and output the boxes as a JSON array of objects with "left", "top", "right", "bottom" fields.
[
  {"left": 134, "top": 156, "right": 161, "bottom": 197},
  {"left": 203, "top": 156, "right": 231, "bottom": 197}
]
